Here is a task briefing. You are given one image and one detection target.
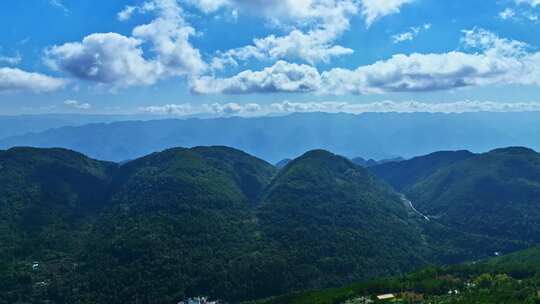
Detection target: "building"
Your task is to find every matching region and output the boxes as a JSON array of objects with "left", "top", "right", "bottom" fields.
[
  {"left": 178, "top": 297, "right": 219, "bottom": 304},
  {"left": 376, "top": 294, "right": 395, "bottom": 301}
]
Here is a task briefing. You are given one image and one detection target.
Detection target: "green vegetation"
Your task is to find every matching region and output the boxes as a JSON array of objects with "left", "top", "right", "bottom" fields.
[
  {"left": 258, "top": 150, "right": 431, "bottom": 291},
  {"left": 407, "top": 147, "right": 540, "bottom": 243},
  {"left": 1, "top": 146, "right": 540, "bottom": 303},
  {"left": 369, "top": 150, "right": 474, "bottom": 191},
  {"left": 250, "top": 247, "right": 540, "bottom": 304}
]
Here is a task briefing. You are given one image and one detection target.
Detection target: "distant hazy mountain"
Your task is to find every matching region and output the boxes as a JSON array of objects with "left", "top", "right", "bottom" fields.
[
  {"left": 1, "top": 112, "right": 540, "bottom": 162},
  {"left": 352, "top": 156, "right": 405, "bottom": 167},
  {"left": 0, "top": 114, "right": 160, "bottom": 140},
  {"left": 275, "top": 158, "right": 292, "bottom": 169}
]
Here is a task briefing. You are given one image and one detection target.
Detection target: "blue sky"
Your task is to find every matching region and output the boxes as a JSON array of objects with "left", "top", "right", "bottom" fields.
[{"left": 1, "top": 0, "right": 540, "bottom": 116}]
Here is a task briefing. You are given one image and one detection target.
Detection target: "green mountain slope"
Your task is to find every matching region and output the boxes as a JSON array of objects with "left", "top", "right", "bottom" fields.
[
  {"left": 76, "top": 147, "right": 277, "bottom": 303},
  {"left": 408, "top": 147, "right": 540, "bottom": 243},
  {"left": 1, "top": 146, "right": 539, "bottom": 304},
  {"left": 370, "top": 150, "right": 475, "bottom": 191},
  {"left": 251, "top": 246, "right": 540, "bottom": 304},
  {"left": 258, "top": 150, "right": 431, "bottom": 292},
  {"left": 0, "top": 147, "right": 116, "bottom": 260}
]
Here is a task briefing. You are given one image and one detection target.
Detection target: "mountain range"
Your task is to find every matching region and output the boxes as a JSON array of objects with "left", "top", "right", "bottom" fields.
[
  {"left": 1, "top": 145, "right": 540, "bottom": 303},
  {"left": 2, "top": 112, "right": 540, "bottom": 163}
]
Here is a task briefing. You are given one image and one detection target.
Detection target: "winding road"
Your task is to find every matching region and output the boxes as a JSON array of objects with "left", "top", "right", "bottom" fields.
[{"left": 399, "top": 194, "right": 430, "bottom": 221}]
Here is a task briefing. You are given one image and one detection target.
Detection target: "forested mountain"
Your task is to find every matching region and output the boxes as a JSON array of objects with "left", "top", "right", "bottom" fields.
[
  {"left": 1, "top": 146, "right": 540, "bottom": 303},
  {"left": 257, "top": 150, "right": 431, "bottom": 291},
  {"left": 252, "top": 246, "right": 540, "bottom": 304},
  {"left": 407, "top": 147, "right": 540, "bottom": 243},
  {"left": 0, "top": 147, "right": 117, "bottom": 261},
  {"left": 2, "top": 112, "right": 540, "bottom": 163},
  {"left": 369, "top": 147, "right": 540, "bottom": 256},
  {"left": 0, "top": 146, "right": 431, "bottom": 303},
  {"left": 369, "top": 150, "right": 475, "bottom": 191}
]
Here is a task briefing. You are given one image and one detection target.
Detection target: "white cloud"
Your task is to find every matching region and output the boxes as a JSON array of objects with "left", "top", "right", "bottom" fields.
[
  {"left": 118, "top": 6, "right": 137, "bottom": 21},
  {"left": 191, "top": 60, "right": 321, "bottom": 94},
  {"left": 131, "top": 0, "right": 207, "bottom": 77},
  {"left": 0, "top": 67, "right": 67, "bottom": 93},
  {"left": 499, "top": 8, "right": 516, "bottom": 20},
  {"left": 45, "top": 33, "right": 159, "bottom": 87},
  {"left": 392, "top": 23, "right": 431, "bottom": 44},
  {"left": 46, "top": 0, "right": 206, "bottom": 88},
  {"left": 361, "top": 0, "right": 415, "bottom": 26},
  {"left": 187, "top": 0, "right": 229, "bottom": 13},
  {"left": 213, "top": 29, "right": 354, "bottom": 67},
  {"left": 46, "top": 0, "right": 414, "bottom": 89},
  {"left": 210, "top": 0, "right": 358, "bottom": 66},
  {"left": 194, "top": 29, "right": 540, "bottom": 95},
  {"left": 139, "top": 102, "right": 261, "bottom": 116},
  {"left": 0, "top": 52, "right": 22, "bottom": 65},
  {"left": 498, "top": 5, "right": 539, "bottom": 23},
  {"left": 64, "top": 99, "right": 91, "bottom": 110},
  {"left": 139, "top": 100, "right": 540, "bottom": 117},
  {"left": 515, "top": 0, "right": 540, "bottom": 7},
  {"left": 190, "top": 0, "right": 413, "bottom": 26}
]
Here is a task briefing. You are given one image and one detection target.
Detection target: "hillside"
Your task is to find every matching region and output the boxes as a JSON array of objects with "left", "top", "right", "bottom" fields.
[
  {"left": 0, "top": 147, "right": 117, "bottom": 261},
  {"left": 408, "top": 147, "right": 540, "bottom": 243},
  {"left": 1, "top": 146, "right": 539, "bottom": 303},
  {"left": 0, "top": 146, "right": 435, "bottom": 303},
  {"left": 250, "top": 247, "right": 540, "bottom": 304},
  {"left": 369, "top": 150, "right": 475, "bottom": 191},
  {"left": 257, "top": 150, "right": 431, "bottom": 291},
  {"left": 75, "top": 147, "right": 277, "bottom": 303}
]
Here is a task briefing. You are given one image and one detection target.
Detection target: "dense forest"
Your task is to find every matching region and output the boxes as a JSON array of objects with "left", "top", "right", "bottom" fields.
[
  {"left": 251, "top": 246, "right": 540, "bottom": 304},
  {"left": 1, "top": 146, "right": 540, "bottom": 303}
]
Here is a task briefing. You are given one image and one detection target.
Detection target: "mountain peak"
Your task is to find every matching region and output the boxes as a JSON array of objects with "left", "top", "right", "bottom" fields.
[
  {"left": 298, "top": 149, "right": 337, "bottom": 160},
  {"left": 489, "top": 146, "right": 538, "bottom": 155}
]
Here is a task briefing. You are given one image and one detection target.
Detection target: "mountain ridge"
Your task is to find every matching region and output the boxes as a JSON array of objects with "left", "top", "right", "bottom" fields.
[{"left": 2, "top": 112, "right": 540, "bottom": 163}]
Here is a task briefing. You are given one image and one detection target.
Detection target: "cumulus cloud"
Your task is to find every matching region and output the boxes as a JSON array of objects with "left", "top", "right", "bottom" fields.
[
  {"left": 210, "top": 0, "right": 358, "bottom": 66},
  {"left": 44, "top": 0, "right": 414, "bottom": 89},
  {"left": 195, "top": 28, "right": 540, "bottom": 95},
  {"left": 131, "top": 0, "right": 207, "bottom": 77},
  {"left": 192, "top": 60, "right": 321, "bottom": 94},
  {"left": 0, "top": 52, "right": 22, "bottom": 65},
  {"left": 139, "top": 100, "right": 540, "bottom": 117},
  {"left": 45, "top": 33, "right": 159, "bottom": 87},
  {"left": 64, "top": 99, "right": 91, "bottom": 110},
  {"left": 499, "top": 8, "right": 516, "bottom": 20},
  {"left": 0, "top": 67, "right": 67, "bottom": 93},
  {"left": 46, "top": 0, "right": 206, "bottom": 88},
  {"left": 189, "top": 0, "right": 413, "bottom": 25},
  {"left": 213, "top": 28, "right": 354, "bottom": 67},
  {"left": 118, "top": 6, "right": 137, "bottom": 21},
  {"left": 186, "top": 0, "right": 229, "bottom": 13},
  {"left": 361, "top": 0, "right": 415, "bottom": 26},
  {"left": 500, "top": 2, "right": 540, "bottom": 22}
]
